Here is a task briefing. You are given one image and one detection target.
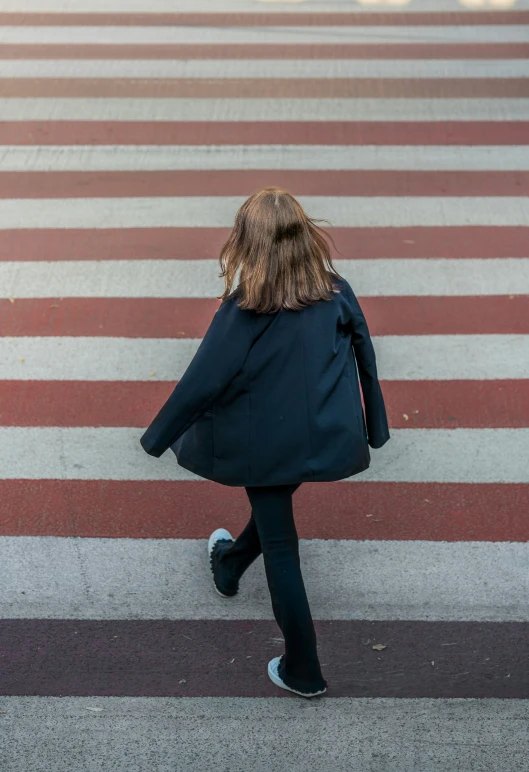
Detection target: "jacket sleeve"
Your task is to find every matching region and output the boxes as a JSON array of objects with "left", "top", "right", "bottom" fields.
[
  {"left": 140, "top": 296, "right": 256, "bottom": 458},
  {"left": 345, "top": 282, "right": 390, "bottom": 449}
]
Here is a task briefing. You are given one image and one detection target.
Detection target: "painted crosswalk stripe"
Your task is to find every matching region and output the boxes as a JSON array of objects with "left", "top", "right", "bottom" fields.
[
  {"left": 3, "top": 297, "right": 528, "bottom": 337},
  {"left": 3, "top": 171, "right": 529, "bottom": 198},
  {"left": 1, "top": 1, "right": 529, "bottom": 14},
  {"left": 2, "top": 227, "right": 527, "bottom": 261},
  {"left": 2, "top": 380, "right": 528, "bottom": 430},
  {"left": 1, "top": 197, "right": 528, "bottom": 229},
  {"left": 2, "top": 26, "right": 529, "bottom": 45},
  {"left": 2, "top": 259, "right": 528, "bottom": 297},
  {"left": 3, "top": 79, "right": 528, "bottom": 99},
  {"left": 1, "top": 478, "right": 526, "bottom": 542},
  {"left": 3, "top": 5, "right": 529, "bottom": 20},
  {"left": 2, "top": 535, "right": 529, "bottom": 620},
  {"left": 3, "top": 145, "right": 529, "bottom": 171},
  {"left": 1, "top": 699, "right": 528, "bottom": 750},
  {"left": 2, "top": 335, "right": 528, "bottom": 381},
  {"left": 2, "top": 122, "right": 527, "bottom": 147},
  {"left": 3, "top": 98, "right": 529, "bottom": 122},
  {"left": 2, "top": 123, "right": 529, "bottom": 149},
  {"left": 1, "top": 426, "right": 528, "bottom": 482},
  {"left": 2, "top": 43, "right": 528, "bottom": 60},
  {"left": 5, "top": 60, "right": 529, "bottom": 79}
]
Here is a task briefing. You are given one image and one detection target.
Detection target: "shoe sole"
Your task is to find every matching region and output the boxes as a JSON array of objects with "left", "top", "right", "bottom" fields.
[
  {"left": 267, "top": 657, "right": 327, "bottom": 698},
  {"left": 208, "top": 528, "right": 237, "bottom": 599},
  {"left": 214, "top": 586, "right": 234, "bottom": 599}
]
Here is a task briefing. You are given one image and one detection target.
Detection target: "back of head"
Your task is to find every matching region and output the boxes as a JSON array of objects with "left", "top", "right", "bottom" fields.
[{"left": 219, "top": 187, "right": 343, "bottom": 313}]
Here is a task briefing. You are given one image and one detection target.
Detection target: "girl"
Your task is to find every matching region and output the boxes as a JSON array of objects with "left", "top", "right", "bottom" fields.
[{"left": 140, "top": 187, "right": 390, "bottom": 698}]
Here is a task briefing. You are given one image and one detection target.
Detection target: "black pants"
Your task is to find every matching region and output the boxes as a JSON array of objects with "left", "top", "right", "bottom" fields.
[{"left": 215, "top": 483, "right": 327, "bottom": 694}]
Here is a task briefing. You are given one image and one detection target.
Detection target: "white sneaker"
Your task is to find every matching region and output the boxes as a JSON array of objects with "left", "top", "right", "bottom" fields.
[
  {"left": 208, "top": 528, "right": 237, "bottom": 599},
  {"left": 267, "top": 656, "right": 327, "bottom": 698}
]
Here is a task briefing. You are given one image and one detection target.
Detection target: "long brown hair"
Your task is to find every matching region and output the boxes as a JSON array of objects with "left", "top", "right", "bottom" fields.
[{"left": 219, "top": 187, "right": 344, "bottom": 314}]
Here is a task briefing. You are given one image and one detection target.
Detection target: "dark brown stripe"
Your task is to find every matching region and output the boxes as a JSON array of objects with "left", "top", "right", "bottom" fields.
[
  {"left": 3, "top": 170, "right": 528, "bottom": 198},
  {"left": 1, "top": 619, "right": 527, "bottom": 698},
  {"left": 2, "top": 121, "right": 526, "bottom": 147},
  {"left": 1, "top": 78, "right": 527, "bottom": 98},
  {"left": 1, "top": 226, "right": 527, "bottom": 261},
  {"left": 1, "top": 11, "right": 528, "bottom": 25},
  {"left": 1, "top": 43, "right": 528, "bottom": 59}
]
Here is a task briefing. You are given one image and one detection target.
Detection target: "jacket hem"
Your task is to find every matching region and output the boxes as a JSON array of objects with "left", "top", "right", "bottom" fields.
[{"left": 171, "top": 446, "right": 369, "bottom": 487}]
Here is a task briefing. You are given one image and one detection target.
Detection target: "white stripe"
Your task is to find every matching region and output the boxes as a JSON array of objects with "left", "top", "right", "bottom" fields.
[
  {"left": 2, "top": 26, "right": 528, "bottom": 45},
  {"left": 3, "top": 59, "right": 529, "bottom": 79},
  {"left": 2, "top": 534, "right": 528, "bottom": 619},
  {"left": 3, "top": 696, "right": 529, "bottom": 772},
  {"left": 1, "top": 197, "right": 528, "bottom": 228},
  {"left": 2, "top": 697, "right": 528, "bottom": 772},
  {"left": 3, "top": 0, "right": 526, "bottom": 11},
  {"left": 3, "top": 98, "right": 528, "bottom": 122},
  {"left": 2, "top": 259, "right": 529, "bottom": 299},
  {"left": 2, "top": 426, "right": 529, "bottom": 482},
  {"left": 3, "top": 0, "right": 529, "bottom": 10},
  {"left": 3, "top": 145, "right": 529, "bottom": 172},
  {"left": 2, "top": 696, "right": 528, "bottom": 772},
  {"left": 2, "top": 335, "right": 527, "bottom": 382}
]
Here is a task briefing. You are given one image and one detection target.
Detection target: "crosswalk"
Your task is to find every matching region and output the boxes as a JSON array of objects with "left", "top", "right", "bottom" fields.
[{"left": 1, "top": 1, "right": 528, "bottom": 770}]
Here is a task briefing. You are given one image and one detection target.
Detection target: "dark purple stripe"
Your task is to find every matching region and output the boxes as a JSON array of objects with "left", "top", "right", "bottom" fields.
[{"left": 1, "top": 619, "right": 527, "bottom": 698}]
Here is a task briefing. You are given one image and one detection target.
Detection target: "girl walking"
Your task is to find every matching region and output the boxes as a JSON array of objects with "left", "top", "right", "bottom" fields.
[{"left": 140, "top": 188, "right": 390, "bottom": 698}]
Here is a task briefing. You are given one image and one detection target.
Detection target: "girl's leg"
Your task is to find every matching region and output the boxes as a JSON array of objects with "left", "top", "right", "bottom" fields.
[
  {"left": 212, "top": 514, "right": 262, "bottom": 596},
  {"left": 245, "top": 483, "right": 326, "bottom": 694},
  {"left": 214, "top": 483, "right": 302, "bottom": 590}
]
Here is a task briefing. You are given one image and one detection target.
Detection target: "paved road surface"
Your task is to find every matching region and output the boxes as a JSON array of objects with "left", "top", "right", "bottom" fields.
[{"left": 1, "top": 1, "right": 528, "bottom": 770}]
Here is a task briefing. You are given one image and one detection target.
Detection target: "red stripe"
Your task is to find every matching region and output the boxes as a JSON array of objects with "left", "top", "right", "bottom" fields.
[
  {"left": 0, "top": 479, "right": 527, "bottom": 541},
  {"left": 386, "top": 380, "right": 529, "bottom": 429},
  {"left": 2, "top": 297, "right": 527, "bottom": 338},
  {"left": 2, "top": 78, "right": 527, "bottom": 98},
  {"left": 362, "top": 296, "right": 529, "bottom": 336},
  {"left": 1, "top": 227, "right": 527, "bottom": 261},
  {"left": 1, "top": 43, "right": 527, "bottom": 59},
  {"left": 1, "top": 380, "right": 527, "bottom": 429},
  {"left": 3, "top": 170, "right": 528, "bottom": 198},
  {"left": 2, "top": 122, "right": 526, "bottom": 146},
  {"left": 0, "top": 298, "right": 220, "bottom": 338},
  {"left": 2, "top": 11, "right": 528, "bottom": 25}
]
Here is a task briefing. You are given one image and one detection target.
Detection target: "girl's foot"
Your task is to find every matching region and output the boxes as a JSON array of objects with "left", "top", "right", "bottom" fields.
[
  {"left": 267, "top": 656, "right": 327, "bottom": 698},
  {"left": 208, "top": 528, "right": 238, "bottom": 598}
]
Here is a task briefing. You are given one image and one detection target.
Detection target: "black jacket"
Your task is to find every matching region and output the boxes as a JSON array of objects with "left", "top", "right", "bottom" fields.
[{"left": 140, "top": 276, "right": 390, "bottom": 487}]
